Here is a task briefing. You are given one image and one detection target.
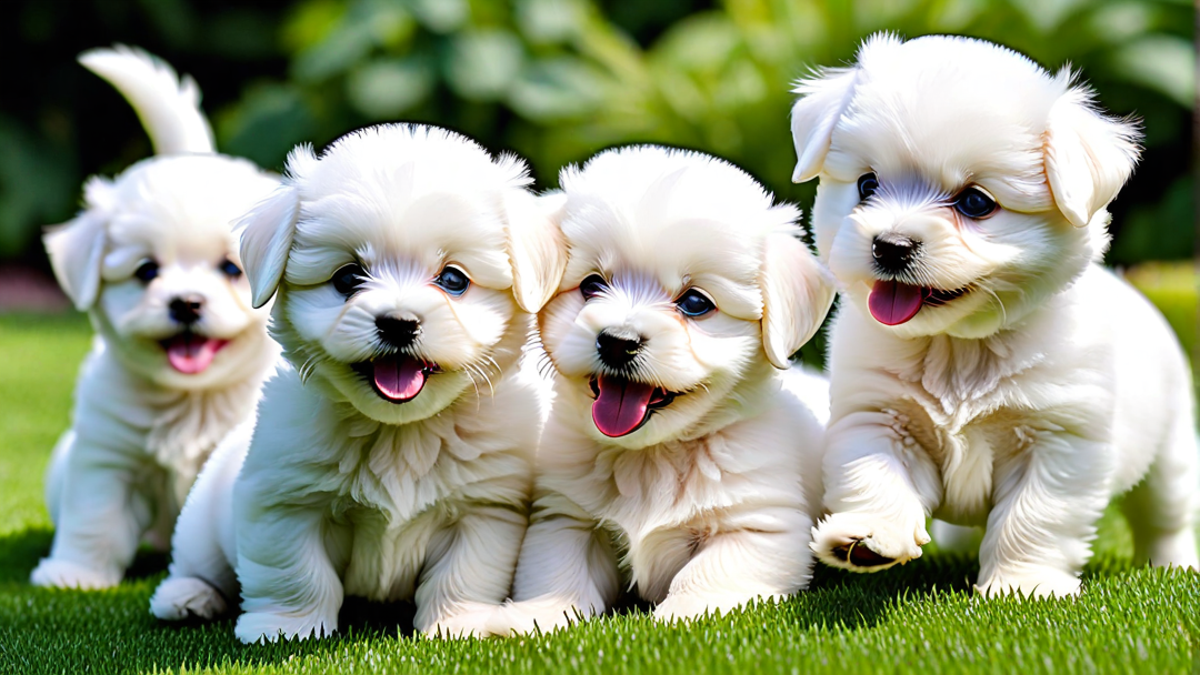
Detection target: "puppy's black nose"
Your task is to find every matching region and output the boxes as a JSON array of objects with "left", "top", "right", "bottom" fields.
[
  {"left": 168, "top": 295, "right": 204, "bottom": 325},
  {"left": 872, "top": 233, "right": 921, "bottom": 275},
  {"left": 596, "top": 329, "right": 645, "bottom": 369},
  {"left": 376, "top": 314, "right": 421, "bottom": 349}
]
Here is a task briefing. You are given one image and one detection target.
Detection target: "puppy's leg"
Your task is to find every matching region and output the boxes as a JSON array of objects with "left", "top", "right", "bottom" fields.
[
  {"left": 976, "top": 430, "right": 1112, "bottom": 598},
  {"left": 1120, "top": 415, "right": 1199, "bottom": 570},
  {"left": 413, "top": 503, "right": 527, "bottom": 639},
  {"left": 497, "top": 491, "right": 619, "bottom": 635},
  {"left": 31, "top": 439, "right": 148, "bottom": 589},
  {"left": 151, "top": 429, "right": 247, "bottom": 621},
  {"left": 43, "top": 430, "right": 73, "bottom": 526},
  {"left": 234, "top": 508, "right": 343, "bottom": 643},
  {"left": 654, "top": 505, "right": 813, "bottom": 622},
  {"left": 811, "top": 411, "right": 941, "bottom": 572}
]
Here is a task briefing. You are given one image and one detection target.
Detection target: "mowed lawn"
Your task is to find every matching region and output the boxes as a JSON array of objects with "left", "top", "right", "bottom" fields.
[{"left": 0, "top": 309, "right": 1198, "bottom": 675}]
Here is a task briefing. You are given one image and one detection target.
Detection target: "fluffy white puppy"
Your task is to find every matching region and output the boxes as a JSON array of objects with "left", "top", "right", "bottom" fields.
[
  {"left": 493, "top": 146, "right": 835, "bottom": 633},
  {"left": 790, "top": 34, "right": 1199, "bottom": 597},
  {"left": 149, "top": 124, "right": 564, "bottom": 642},
  {"left": 31, "top": 47, "right": 280, "bottom": 589}
]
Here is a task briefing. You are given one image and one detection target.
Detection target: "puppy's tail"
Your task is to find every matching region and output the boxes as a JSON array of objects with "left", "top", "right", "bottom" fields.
[{"left": 79, "top": 45, "right": 215, "bottom": 155}]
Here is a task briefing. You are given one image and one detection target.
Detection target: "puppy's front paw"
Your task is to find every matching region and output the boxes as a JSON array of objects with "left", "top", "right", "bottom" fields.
[
  {"left": 976, "top": 571, "right": 1081, "bottom": 599},
  {"left": 490, "top": 599, "right": 585, "bottom": 636},
  {"left": 150, "top": 576, "right": 227, "bottom": 620},
  {"left": 420, "top": 603, "right": 500, "bottom": 639},
  {"left": 811, "top": 512, "right": 929, "bottom": 572},
  {"left": 30, "top": 558, "right": 118, "bottom": 589},
  {"left": 234, "top": 611, "right": 336, "bottom": 644}
]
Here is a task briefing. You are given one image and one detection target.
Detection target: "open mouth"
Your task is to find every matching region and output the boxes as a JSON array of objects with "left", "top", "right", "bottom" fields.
[
  {"left": 868, "top": 280, "right": 971, "bottom": 326},
  {"left": 353, "top": 354, "right": 442, "bottom": 404},
  {"left": 159, "top": 332, "right": 229, "bottom": 374},
  {"left": 588, "top": 374, "right": 678, "bottom": 438}
]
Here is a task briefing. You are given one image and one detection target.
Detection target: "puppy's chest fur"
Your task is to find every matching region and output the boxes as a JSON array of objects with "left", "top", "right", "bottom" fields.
[
  {"left": 82, "top": 344, "right": 260, "bottom": 498},
  {"left": 546, "top": 395, "right": 808, "bottom": 598},
  {"left": 277, "top": 375, "right": 538, "bottom": 601},
  {"left": 882, "top": 333, "right": 1064, "bottom": 523}
]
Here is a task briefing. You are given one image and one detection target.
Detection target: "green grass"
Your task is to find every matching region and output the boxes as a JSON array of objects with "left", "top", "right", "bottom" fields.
[{"left": 1, "top": 311, "right": 1198, "bottom": 675}]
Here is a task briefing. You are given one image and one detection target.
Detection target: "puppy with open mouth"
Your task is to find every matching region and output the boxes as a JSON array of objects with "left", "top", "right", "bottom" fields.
[
  {"left": 493, "top": 145, "right": 835, "bottom": 633},
  {"left": 791, "top": 34, "right": 1198, "bottom": 597},
  {"left": 30, "top": 47, "right": 280, "bottom": 589},
  {"left": 149, "top": 124, "right": 564, "bottom": 642}
]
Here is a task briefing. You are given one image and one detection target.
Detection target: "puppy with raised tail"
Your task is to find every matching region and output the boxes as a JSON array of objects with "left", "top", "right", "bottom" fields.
[
  {"left": 493, "top": 146, "right": 835, "bottom": 633},
  {"left": 150, "top": 124, "right": 564, "bottom": 642},
  {"left": 791, "top": 34, "right": 1198, "bottom": 597},
  {"left": 31, "top": 47, "right": 280, "bottom": 589}
]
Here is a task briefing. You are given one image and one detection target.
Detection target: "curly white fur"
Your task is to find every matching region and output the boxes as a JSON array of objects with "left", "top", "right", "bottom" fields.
[
  {"left": 150, "top": 124, "right": 565, "bottom": 642},
  {"left": 792, "top": 34, "right": 1198, "bottom": 598},
  {"left": 31, "top": 47, "right": 279, "bottom": 589},
  {"left": 492, "top": 146, "right": 835, "bottom": 634}
]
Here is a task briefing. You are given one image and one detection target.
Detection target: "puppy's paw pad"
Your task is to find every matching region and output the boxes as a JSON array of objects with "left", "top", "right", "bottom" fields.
[
  {"left": 235, "top": 612, "right": 335, "bottom": 644},
  {"left": 811, "top": 513, "right": 925, "bottom": 572},
  {"left": 830, "top": 540, "right": 897, "bottom": 568},
  {"left": 30, "top": 559, "right": 117, "bottom": 589},
  {"left": 150, "top": 576, "right": 227, "bottom": 620}
]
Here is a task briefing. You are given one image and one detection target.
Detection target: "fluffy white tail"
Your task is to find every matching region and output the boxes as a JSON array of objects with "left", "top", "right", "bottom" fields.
[{"left": 78, "top": 45, "right": 215, "bottom": 155}]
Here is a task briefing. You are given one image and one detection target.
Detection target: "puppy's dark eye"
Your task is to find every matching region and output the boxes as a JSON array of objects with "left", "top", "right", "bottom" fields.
[
  {"left": 580, "top": 274, "right": 608, "bottom": 300},
  {"left": 857, "top": 173, "right": 879, "bottom": 201},
  {"left": 676, "top": 289, "right": 715, "bottom": 317},
  {"left": 954, "top": 187, "right": 997, "bottom": 219},
  {"left": 433, "top": 265, "right": 470, "bottom": 296},
  {"left": 219, "top": 258, "right": 242, "bottom": 278},
  {"left": 134, "top": 260, "right": 160, "bottom": 283},
  {"left": 332, "top": 262, "right": 367, "bottom": 297}
]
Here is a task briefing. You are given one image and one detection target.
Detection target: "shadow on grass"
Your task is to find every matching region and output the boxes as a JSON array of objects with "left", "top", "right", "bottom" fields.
[{"left": 0, "top": 526, "right": 171, "bottom": 584}]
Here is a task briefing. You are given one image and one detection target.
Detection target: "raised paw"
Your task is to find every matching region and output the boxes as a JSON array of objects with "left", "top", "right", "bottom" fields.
[
  {"left": 976, "top": 570, "right": 1081, "bottom": 599},
  {"left": 234, "top": 611, "right": 337, "bottom": 644},
  {"left": 811, "top": 512, "right": 929, "bottom": 572},
  {"left": 30, "top": 558, "right": 119, "bottom": 589},
  {"left": 150, "top": 576, "right": 227, "bottom": 620}
]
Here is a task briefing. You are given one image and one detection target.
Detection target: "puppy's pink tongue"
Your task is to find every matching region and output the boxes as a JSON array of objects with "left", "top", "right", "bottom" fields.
[
  {"left": 869, "top": 280, "right": 929, "bottom": 326},
  {"left": 592, "top": 375, "right": 654, "bottom": 438},
  {"left": 373, "top": 355, "right": 427, "bottom": 403},
  {"left": 164, "top": 335, "right": 227, "bottom": 374}
]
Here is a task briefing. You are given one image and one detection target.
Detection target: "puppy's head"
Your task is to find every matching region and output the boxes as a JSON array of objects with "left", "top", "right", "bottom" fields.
[
  {"left": 539, "top": 146, "right": 834, "bottom": 447},
  {"left": 791, "top": 34, "right": 1140, "bottom": 338},
  {"left": 44, "top": 155, "right": 280, "bottom": 389},
  {"left": 239, "top": 124, "right": 563, "bottom": 426}
]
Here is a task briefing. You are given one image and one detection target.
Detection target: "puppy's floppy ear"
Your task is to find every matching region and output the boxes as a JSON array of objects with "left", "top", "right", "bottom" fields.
[
  {"left": 239, "top": 185, "right": 300, "bottom": 309},
  {"left": 1044, "top": 84, "right": 1141, "bottom": 228},
  {"left": 760, "top": 230, "right": 836, "bottom": 369},
  {"left": 43, "top": 177, "right": 116, "bottom": 311},
  {"left": 503, "top": 190, "right": 569, "bottom": 314},
  {"left": 790, "top": 67, "right": 859, "bottom": 183}
]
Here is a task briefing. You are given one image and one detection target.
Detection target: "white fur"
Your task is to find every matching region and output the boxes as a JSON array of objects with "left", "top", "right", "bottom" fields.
[
  {"left": 792, "top": 34, "right": 1198, "bottom": 597},
  {"left": 150, "top": 124, "right": 559, "bottom": 642},
  {"left": 31, "top": 48, "right": 280, "bottom": 589},
  {"left": 493, "top": 146, "right": 834, "bottom": 634}
]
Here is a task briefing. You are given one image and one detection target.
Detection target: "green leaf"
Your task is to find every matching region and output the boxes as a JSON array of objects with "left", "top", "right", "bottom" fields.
[
  {"left": 1107, "top": 35, "right": 1195, "bottom": 108},
  {"left": 444, "top": 29, "right": 525, "bottom": 101},
  {"left": 346, "top": 57, "right": 434, "bottom": 119}
]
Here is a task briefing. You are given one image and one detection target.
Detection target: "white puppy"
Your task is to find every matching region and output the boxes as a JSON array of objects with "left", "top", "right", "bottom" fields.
[
  {"left": 31, "top": 47, "right": 280, "bottom": 589},
  {"left": 493, "top": 146, "right": 835, "bottom": 633},
  {"left": 791, "top": 34, "right": 1198, "bottom": 597},
  {"left": 149, "top": 124, "right": 564, "bottom": 642}
]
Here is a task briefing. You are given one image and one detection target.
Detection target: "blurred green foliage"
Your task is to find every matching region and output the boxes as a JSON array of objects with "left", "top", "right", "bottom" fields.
[{"left": 1, "top": 0, "right": 1194, "bottom": 266}]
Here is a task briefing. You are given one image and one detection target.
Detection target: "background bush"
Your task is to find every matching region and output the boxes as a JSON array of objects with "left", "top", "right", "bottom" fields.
[{"left": 1, "top": 0, "right": 1192, "bottom": 266}]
